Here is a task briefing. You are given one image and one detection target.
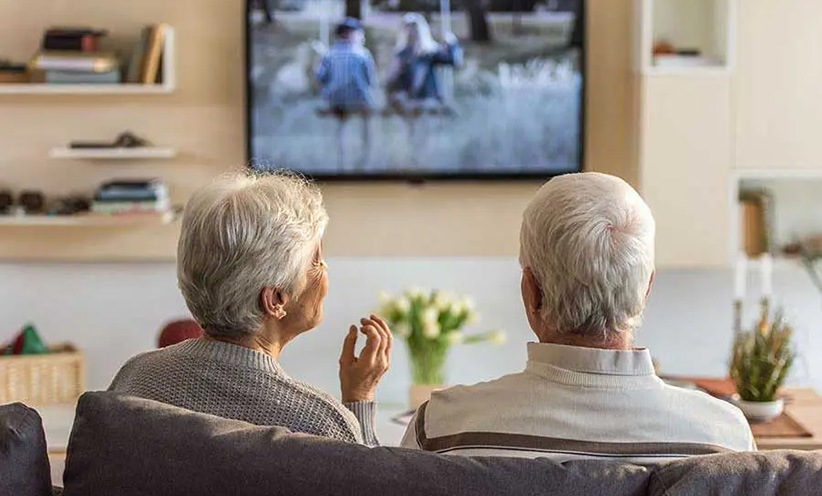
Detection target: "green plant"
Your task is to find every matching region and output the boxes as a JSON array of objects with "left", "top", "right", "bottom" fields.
[
  {"left": 730, "top": 304, "right": 795, "bottom": 402},
  {"left": 377, "top": 288, "right": 505, "bottom": 385}
]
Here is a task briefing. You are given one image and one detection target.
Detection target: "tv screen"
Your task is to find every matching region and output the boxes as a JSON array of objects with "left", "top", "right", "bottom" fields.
[{"left": 246, "top": 1, "right": 585, "bottom": 180}]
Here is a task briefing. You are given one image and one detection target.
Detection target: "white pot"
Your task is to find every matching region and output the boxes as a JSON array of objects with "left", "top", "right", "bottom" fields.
[
  {"left": 409, "top": 384, "right": 443, "bottom": 410},
  {"left": 732, "top": 395, "right": 784, "bottom": 422}
]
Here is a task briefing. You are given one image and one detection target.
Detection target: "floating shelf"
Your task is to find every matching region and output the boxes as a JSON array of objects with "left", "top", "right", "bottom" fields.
[
  {"left": 0, "top": 210, "right": 179, "bottom": 227},
  {"left": 49, "top": 147, "right": 177, "bottom": 160},
  {"left": 0, "top": 27, "right": 176, "bottom": 96},
  {"left": 0, "top": 84, "right": 173, "bottom": 95}
]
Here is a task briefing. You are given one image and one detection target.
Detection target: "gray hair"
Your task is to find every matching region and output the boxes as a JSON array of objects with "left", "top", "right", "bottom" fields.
[
  {"left": 177, "top": 172, "right": 328, "bottom": 338},
  {"left": 519, "top": 172, "right": 655, "bottom": 342}
]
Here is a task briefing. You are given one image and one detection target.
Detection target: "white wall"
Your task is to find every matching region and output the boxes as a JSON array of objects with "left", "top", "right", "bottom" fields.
[{"left": 2, "top": 259, "right": 821, "bottom": 405}]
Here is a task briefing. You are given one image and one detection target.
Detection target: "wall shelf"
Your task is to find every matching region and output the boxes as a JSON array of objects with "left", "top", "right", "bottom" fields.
[
  {"left": 0, "top": 211, "right": 179, "bottom": 227},
  {"left": 49, "top": 147, "right": 177, "bottom": 160},
  {"left": 636, "top": 0, "right": 736, "bottom": 74},
  {"left": 0, "top": 27, "right": 176, "bottom": 96}
]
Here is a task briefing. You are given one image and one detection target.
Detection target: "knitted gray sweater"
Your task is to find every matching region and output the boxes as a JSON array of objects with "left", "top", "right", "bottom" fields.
[{"left": 108, "top": 339, "right": 378, "bottom": 446}]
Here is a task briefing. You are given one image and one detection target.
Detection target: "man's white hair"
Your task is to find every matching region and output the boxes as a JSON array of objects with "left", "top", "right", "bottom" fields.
[
  {"left": 519, "top": 172, "right": 655, "bottom": 342},
  {"left": 177, "top": 172, "right": 328, "bottom": 338}
]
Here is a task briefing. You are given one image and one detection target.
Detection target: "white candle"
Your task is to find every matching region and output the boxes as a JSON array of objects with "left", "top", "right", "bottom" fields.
[
  {"left": 760, "top": 253, "right": 773, "bottom": 298},
  {"left": 734, "top": 253, "right": 747, "bottom": 301}
]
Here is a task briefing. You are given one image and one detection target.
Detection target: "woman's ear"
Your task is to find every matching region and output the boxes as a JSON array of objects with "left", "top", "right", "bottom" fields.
[
  {"left": 646, "top": 270, "right": 656, "bottom": 299},
  {"left": 260, "top": 287, "right": 289, "bottom": 320}
]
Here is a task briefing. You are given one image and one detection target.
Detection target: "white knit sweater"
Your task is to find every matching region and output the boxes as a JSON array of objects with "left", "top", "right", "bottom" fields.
[{"left": 109, "top": 339, "right": 378, "bottom": 446}]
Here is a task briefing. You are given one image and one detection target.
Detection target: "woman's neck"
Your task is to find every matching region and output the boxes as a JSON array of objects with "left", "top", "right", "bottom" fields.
[{"left": 206, "top": 331, "right": 284, "bottom": 360}]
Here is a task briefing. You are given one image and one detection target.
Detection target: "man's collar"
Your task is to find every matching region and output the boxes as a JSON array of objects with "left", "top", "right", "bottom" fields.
[{"left": 527, "top": 342, "right": 655, "bottom": 376}]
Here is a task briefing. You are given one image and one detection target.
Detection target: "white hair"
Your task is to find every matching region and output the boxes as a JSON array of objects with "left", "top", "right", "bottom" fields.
[
  {"left": 519, "top": 172, "right": 656, "bottom": 342},
  {"left": 395, "top": 13, "right": 440, "bottom": 55},
  {"left": 177, "top": 172, "right": 328, "bottom": 338}
]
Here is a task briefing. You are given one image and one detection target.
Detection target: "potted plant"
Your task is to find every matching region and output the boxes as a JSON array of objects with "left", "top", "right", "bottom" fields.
[
  {"left": 729, "top": 303, "right": 795, "bottom": 422},
  {"left": 377, "top": 288, "right": 505, "bottom": 408}
]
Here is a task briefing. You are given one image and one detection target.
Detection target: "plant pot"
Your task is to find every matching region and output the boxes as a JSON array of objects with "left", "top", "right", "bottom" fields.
[
  {"left": 731, "top": 395, "right": 784, "bottom": 422},
  {"left": 409, "top": 384, "right": 443, "bottom": 410}
]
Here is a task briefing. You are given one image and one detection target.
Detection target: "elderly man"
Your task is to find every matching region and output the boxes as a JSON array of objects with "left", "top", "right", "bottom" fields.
[{"left": 400, "top": 172, "right": 754, "bottom": 461}]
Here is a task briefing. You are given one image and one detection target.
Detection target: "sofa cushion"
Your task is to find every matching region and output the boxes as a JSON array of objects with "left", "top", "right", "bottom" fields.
[
  {"left": 649, "top": 449, "right": 822, "bottom": 496},
  {"left": 62, "top": 391, "right": 651, "bottom": 496},
  {"left": 0, "top": 402, "right": 53, "bottom": 496}
]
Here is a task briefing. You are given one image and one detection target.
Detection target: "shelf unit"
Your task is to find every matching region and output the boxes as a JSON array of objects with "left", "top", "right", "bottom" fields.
[
  {"left": 0, "top": 27, "right": 176, "bottom": 95},
  {"left": 636, "top": 0, "right": 736, "bottom": 74},
  {"left": 0, "top": 210, "right": 179, "bottom": 227},
  {"left": 49, "top": 147, "right": 177, "bottom": 160},
  {"left": 729, "top": 169, "right": 822, "bottom": 266}
]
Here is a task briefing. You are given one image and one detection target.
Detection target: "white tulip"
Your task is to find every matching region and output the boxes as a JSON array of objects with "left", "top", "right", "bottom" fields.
[
  {"left": 432, "top": 292, "right": 447, "bottom": 309},
  {"left": 422, "top": 321, "right": 441, "bottom": 339},
  {"left": 421, "top": 307, "right": 439, "bottom": 325},
  {"left": 395, "top": 297, "right": 411, "bottom": 314},
  {"left": 465, "top": 311, "right": 479, "bottom": 325},
  {"left": 446, "top": 332, "right": 464, "bottom": 345},
  {"left": 462, "top": 297, "right": 476, "bottom": 311},
  {"left": 377, "top": 291, "right": 392, "bottom": 305},
  {"left": 489, "top": 329, "right": 507, "bottom": 346},
  {"left": 394, "top": 322, "right": 411, "bottom": 338},
  {"left": 450, "top": 301, "right": 466, "bottom": 316}
]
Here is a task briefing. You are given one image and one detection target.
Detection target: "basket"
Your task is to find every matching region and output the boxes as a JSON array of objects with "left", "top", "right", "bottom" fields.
[{"left": 0, "top": 344, "right": 85, "bottom": 406}]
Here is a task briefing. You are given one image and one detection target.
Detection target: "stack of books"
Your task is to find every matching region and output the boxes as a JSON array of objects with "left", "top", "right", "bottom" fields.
[
  {"left": 91, "top": 179, "right": 170, "bottom": 215},
  {"left": 27, "top": 24, "right": 170, "bottom": 85},
  {"left": 29, "top": 28, "right": 121, "bottom": 84}
]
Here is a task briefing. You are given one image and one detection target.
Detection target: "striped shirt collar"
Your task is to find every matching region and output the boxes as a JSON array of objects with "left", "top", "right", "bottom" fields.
[{"left": 527, "top": 342, "right": 656, "bottom": 377}]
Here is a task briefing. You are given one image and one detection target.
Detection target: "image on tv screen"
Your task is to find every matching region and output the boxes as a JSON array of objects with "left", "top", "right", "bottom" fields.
[{"left": 247, "top": 0, "right": 584, "bottom": 179}]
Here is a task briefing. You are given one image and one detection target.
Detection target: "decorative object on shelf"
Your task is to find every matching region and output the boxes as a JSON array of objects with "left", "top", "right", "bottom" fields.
[
  {"left": 158, "top": 319, "right": 204, "bottom": 348},
  {"left": 18, "top": 190, "right": 45, "bottom": 214},
  {"left": 376, "top": 288, "right": 506, "bottom": 408},
  {"left": 2, "top": 323, "right": 48, "bottom": 355},
  {"left": 0, "top": 189, "right": 12, "bottom": 213},
  {"left": 797, "top": 236, "right": 822, "bottom": 296},
  {"left": 47, "top": 195, "right": 91, "bottom": 216},
  {"left": 739, "top": 189, "right": 774, "bottom": 257},
  {"left": 0, "top": 59, "right": 28, "bottom": 83},
  {"left": 69, "top": 130, "right": 151, "bottom": 149},
  {"left": 0, "top": 324, "right": 84, "bottom": 405},
  {"left": 730, "top": 301, "right": 794, "bottom": 422}
]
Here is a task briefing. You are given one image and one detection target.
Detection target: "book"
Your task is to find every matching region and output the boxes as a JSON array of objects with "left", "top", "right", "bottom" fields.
[
  {"left": 141, "top": 24, "right": 169, "bottom": 84},
  {"left": 43, "top": 28, "right": 107, "bottom": 52},
  {"left": 30, "top": 51, "right": 119, "bottom": 73},
  {"left": 126, "top": 27, "right": 151, "bottom": 83},
  {"left": 45, "top": 69, "right": 121, "bottom": 84}
]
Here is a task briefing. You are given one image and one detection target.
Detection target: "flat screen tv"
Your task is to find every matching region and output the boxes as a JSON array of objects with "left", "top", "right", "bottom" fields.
[{"left": 246, "top": 0, "right": 585, "bottom": 180}]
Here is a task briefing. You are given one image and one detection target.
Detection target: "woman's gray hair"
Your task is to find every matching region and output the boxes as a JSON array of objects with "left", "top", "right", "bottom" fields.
[
  {"left": 519, "top": 172, "right": 655, "bottom": 342},
  {"left": 177, "top": 172, "right": 328, "bottom": 338}
]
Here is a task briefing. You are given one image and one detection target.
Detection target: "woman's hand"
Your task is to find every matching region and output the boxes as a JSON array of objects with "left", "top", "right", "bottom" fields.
[{"left": 339, "top": 314, "right": 392, "bottom": 403}]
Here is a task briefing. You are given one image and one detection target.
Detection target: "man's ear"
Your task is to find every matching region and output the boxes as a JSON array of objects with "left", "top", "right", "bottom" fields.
[
  {"left": 260, "top": 287, "right": 289, "bottom": 320},
  {"left": 645, "top": 270, "right": 656, "bottom": 299},
  {"left": 522, "top": 267, "right": 543, "bottom": 317}
]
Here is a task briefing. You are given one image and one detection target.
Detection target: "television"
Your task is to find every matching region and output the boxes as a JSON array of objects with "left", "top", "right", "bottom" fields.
[{"left": 246, "top": 0, "right": 585, "bottom": 180}]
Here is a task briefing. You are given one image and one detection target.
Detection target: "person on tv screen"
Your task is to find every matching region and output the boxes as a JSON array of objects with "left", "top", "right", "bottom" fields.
[
  {"left": 386, "top": 12, "right": 463, "bottom": 112},
  {"left": 315, "top": 18, "right": 376, "bottom": 171},
  {"left": 315, "top": 17, "right": 377, "bottom": 114}
]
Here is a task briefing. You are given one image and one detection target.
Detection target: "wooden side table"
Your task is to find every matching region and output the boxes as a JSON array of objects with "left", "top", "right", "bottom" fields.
[{"left": 756, "top": 389, "right": 822, "bottom": 451}]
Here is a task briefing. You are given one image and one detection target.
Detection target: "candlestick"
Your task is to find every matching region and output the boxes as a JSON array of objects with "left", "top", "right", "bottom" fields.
[
  {"left": 760, "top": 253, "right": 773, "bottom": 298},
  {"left": 734, "top": 253, "right": 747, "bottom": 300}
]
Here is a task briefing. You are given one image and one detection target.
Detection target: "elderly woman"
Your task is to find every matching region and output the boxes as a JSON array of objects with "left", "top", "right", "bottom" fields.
[{"left": 109, "top": 173, "right": 391, "bottom": 446}]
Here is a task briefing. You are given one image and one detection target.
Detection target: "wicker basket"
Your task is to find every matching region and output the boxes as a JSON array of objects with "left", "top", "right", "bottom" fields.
[{"left": 0, "top": 344, "right": 85, "bottom": 406}]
